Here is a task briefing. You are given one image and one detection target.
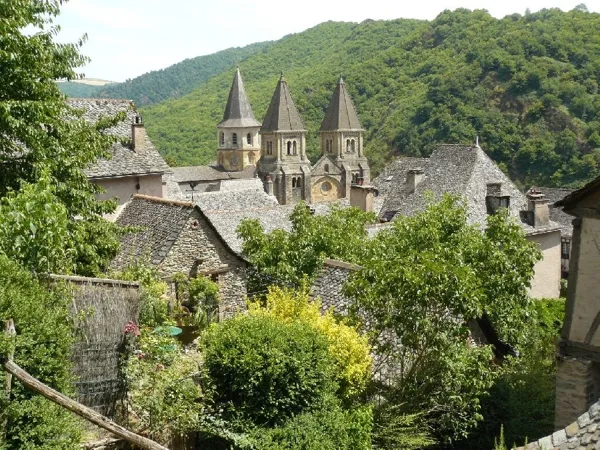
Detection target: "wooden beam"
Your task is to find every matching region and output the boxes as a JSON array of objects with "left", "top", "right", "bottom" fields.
[{"left": 1, "top": 360, "right": 169, "bottom": 450}]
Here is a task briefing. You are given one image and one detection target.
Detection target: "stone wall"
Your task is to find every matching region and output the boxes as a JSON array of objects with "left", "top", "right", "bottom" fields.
[
  {"left": 555, "top": 357, "right": 600, "bottom": 429},
  {"left": 93, "top": 174, "right": 163, "bottom": 205},
  {"left": 515, "top": 399, "right": 600, "bottom": 449},
  {"left": 311, "top": 175, "right": 343, "bottom": 202},
  {"left": 158, "top": 211, "right": 247, "bottom": 317}
]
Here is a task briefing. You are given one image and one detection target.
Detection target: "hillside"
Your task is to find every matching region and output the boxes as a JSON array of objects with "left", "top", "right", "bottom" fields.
[
  {"left": 77, "top": 42, "right": 273, "bottom": 106},
  {"left": 140, "top": 7, "right": 600, "bottom": 188},
  {"left": 58, "top": 80, "right": 108, "bottom": 97}
]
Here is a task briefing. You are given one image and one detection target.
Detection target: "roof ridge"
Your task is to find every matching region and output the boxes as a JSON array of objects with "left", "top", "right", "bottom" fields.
[
  {"left": 323, "top": 258, "right": 363, "bottom": 270},
  {"left": 133, "top": 194, "right": 194, "bottom": 208},
  {"left": 68, "top": 98, "right": 135, "bottom": 104}
]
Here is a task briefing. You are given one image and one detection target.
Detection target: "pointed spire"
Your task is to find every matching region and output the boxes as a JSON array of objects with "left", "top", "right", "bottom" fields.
[
  {"left": 218, "top": 68, "right": 261, "bottom": 128},
  {"left": 320, "top": 77, "right": 363, "bottom": 131},
  {"left": 261, "top": 75, "right": 305, "bottom": 132}
]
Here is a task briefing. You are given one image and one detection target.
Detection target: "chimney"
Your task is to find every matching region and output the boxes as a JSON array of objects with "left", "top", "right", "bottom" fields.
[
  {"left": 527, "top": 191, "right": 550, "bottom": 227},
  {"left": 265, "top": 175, "right": 274, "bottom": 196},
  {"left": 350, "top": 184, "right": 378, "bottom": 213},
  {"left": 131, "top": 115, "right": 146, "bottom": 151},
  {"left": 406, "top": 168, "right": 424, "bottom": 195}
]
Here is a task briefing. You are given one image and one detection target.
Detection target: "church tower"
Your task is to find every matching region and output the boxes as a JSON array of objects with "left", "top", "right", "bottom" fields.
[
  {"left": 311, "top": 77, "right": 369, "bottom": 202},
  {"left": 217, "top": 68, "right": 261, "bottom": 171},
  {"left": 257, "top": 74, "right": 311, "bottom": 204}
]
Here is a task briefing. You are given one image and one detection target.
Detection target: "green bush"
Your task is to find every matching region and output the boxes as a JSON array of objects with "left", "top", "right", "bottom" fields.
[
  {"left": 201, "top": 314, "right": 335, "bottom": 427},
  {"left": 0, "top": 256, "right": 81, "bottom": 449}
]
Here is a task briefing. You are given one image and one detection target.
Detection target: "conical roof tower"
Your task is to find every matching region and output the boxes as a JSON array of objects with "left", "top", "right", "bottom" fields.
[
  {"left": 261, "top": 75, "right": 306, "bottom": 132},
  {"left": 218, "top": 68, "right": 261, "bottom": 128},
  {"left": 320, "top": 77, "right": 363, "bottom": 131}
]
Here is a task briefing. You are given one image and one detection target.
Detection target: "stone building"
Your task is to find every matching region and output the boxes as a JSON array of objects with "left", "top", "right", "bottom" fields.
[
  {"left": 112, "top": 195, "right": 247, "bottom": 318},
  {"left": 68, "top": 98, "right": 171, "bottom": 213},
  {"left": 373, "top": 144, "right": 563, "bottom": 299},
  {"left": 173, "top": 70, "right": 370, "bottom": 205},
  {"left": 216, "top": 68, "right": 262, "bottom": 171},
  {"left": 553, "top": 178, "right": 600, "bottom": 428}
]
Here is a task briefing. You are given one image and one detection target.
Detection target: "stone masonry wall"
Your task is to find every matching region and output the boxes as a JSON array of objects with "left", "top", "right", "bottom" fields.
[
  {"left": 158, "top": 211, "right": 247, "bottom": 317},
  {"left": 555, "top": 357, "right": 600, "bottom": 429},
  {"left": 515, "top": 399, "right": 600, "bottom": 449}
]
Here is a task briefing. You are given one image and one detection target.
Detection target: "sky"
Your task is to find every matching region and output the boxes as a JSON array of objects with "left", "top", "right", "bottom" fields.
[{"left": 54, "top": 0, "right": 600, "bottom": 82}]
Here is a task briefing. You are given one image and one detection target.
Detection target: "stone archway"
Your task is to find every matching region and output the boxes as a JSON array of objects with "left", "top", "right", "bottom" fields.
[{"left": 311, "top": 176, "right": 342, "bottom": 203}]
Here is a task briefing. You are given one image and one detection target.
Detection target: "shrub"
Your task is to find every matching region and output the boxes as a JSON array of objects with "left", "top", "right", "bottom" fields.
[
  {"left": 247, "top": 286, "right": 372, "bottom": 401},
  {"left": 201, "top": 314, "right": 335, "bottom": 427}
]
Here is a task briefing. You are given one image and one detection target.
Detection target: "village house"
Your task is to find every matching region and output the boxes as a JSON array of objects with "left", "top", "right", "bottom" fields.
[
  {"left": 373, "top": 144, "right": 563, "bottom": 299},
  {"left": 111, "top": 194, "right": 247, "bottom": 318},
  {"left": 68, "top": 98, "right": 171, "bottom": 216}
]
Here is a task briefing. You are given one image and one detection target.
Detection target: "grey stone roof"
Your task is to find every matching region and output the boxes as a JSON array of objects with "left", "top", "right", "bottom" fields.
[
  {"left": 218, "top": 68, "right": 261, "bottom": 128},
  {"left": 261, "top": 75, "right": 305, "bottom": 132},
  {"left": 68, "top": 98, "right": 171, "bottom": 179},
  {"left": 114, "top": 196, "right": 196, "bottom": 267},
  {"left": 311, "top": 259, "right": 361, "bottom": 315},
  {"left": 555, "top": 175, "right": 600, "bottom": 210},
  {"left": 320, "top": 77, "right": 363, "bottom": 131},
  {"left": 515, "top": 398, "right": 600, "bottom": 449},
  {"left": 381, "top": 145, "right": 561, "bottom": 236},
  {"left": 531, "top": 186, "right": 575, "bottom": 239},
  {"left": 172, "top": 165, "right": 256, "bottom": 183},
  {"left": 113, "top": 195, "right": 244, "bottom": 269}
]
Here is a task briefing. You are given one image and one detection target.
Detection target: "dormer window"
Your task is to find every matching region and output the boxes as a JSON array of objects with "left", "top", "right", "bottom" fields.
[
  {"left": 486, "top": 195, "right": 510, "bottom": 215},
  {"left": 232, "top": 133, "right": 238, "bottom": 146}
]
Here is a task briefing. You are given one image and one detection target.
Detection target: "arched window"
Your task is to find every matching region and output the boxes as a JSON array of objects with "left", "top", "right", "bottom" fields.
[
  {"left": 324, "top": 164, "right": 329, "bottom": 173},
  {"left": 232, "top": 133, "right": 238, "bottom": 146},
  {"left": 287, "top": 141, "right": 292, "bottom": 155},
  {"left": 351, "top": 140, "right": 356, "bottom": 152},
  {"left": 292, "top": 178, "right": 296, "bottom": 188},
  {"left": 220, "top": 132, "right": 224, "bottom": 146},
  {"left": 248, "top": 152, "right": 255, "bottom": 164},
  {"left": 293, "top": 141, "right": 297, "bottom": 155},
  {"left": 327, "top": 139, "right": 333, "bottom": 153},
  {"left": 297, "top": 177, "right": 302, "bottom": 188},
  {"left": 247, "top": 133, "right": 252, "bottom": 145},
  {"left": 346, "top": 139, "right": 351, "bottom": 152}
]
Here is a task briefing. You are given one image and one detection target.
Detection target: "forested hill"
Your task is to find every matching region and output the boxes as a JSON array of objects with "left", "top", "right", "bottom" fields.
[
  {"left": 61, "top": 41, "right": 272, "bottom": 106},
  {"left": 140, "top": 7, "right": 600, "bottom": 188}
]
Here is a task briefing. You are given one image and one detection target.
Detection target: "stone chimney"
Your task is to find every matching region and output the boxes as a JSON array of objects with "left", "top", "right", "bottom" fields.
[
  {"left": 131, "top": 115, "right": 146, "bottom": 151},
  {"left": 527, "top": 191, "right": 550, "bottom": 227},
  {"left": 265, "top": 175, "right": 274, "bottom": 196},
  {"left": 350, "top": 184, "right": 378, "bottom": 213},
  {"left": 406, "top": 168, "right": 424, "bottom": 195}
]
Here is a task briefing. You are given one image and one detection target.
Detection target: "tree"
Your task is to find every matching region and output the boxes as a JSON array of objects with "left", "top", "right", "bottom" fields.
[
  {"left": 343, "top": 194, "right": 542, "bottom": 443},
  {"left": 0, "top": 0, "right": 121, "bottom": 276},
  {"left": 237, "top": 202, "right": 376, "bottom": 295}
]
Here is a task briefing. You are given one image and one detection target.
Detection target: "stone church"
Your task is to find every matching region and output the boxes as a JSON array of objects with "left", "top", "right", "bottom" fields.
[{"left": 213, "top": 68, "right": 370, "bottom": 204}]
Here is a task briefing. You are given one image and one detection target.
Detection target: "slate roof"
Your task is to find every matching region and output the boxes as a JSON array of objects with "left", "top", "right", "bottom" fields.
[
  {"left": 218, "top": 69, "right": 261, "bottom": 128},
  {"left": 320, "top": 77, "right": 363, "bottom": 131},
  {"left": 530, "top": 186, "right": 575, "bottom": 238},
  {"left": 113, "top": 195, "right": 244, "bottom": 269},
  {"left": 311, "top": 259, "right": 361, "bottom": 315},
  {"left": 172, "top": 165, "right": 256, "bottom": 183},
  {"left": 555, "top": 174, "right": 600, "bottom": 210},
  {"left": 380, "top": 145, "right": 561, "bottom": 236},
  {"left": 261, "top": 75, "right": 305, "bottom": 132},
  {"left": 68, "top": 98, "right": 171, "bottom": 179}
]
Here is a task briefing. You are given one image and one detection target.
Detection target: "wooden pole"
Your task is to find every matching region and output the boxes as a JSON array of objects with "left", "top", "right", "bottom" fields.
[
  {"left": 1, "top": 360, "right": 169, "bottom": 450},
  {"left": 2, "top": 319, "right": 15, "bottom": 442}
]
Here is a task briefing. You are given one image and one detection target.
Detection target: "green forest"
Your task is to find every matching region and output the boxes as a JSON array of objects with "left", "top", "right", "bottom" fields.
[
  {"left": 57, "top": 81, "right": 105, "bottom": 97},
  {"left": 132, "top": 6, "right": 598, "bottom": 188}
]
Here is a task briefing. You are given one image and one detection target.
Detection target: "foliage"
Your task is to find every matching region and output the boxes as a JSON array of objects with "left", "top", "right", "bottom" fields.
[
  {"left": 171, "top": 272, "right": 221, "bottom": 329},
  {"left": 371, "top": 404, "right": 435, "bottom": 449},
  {"left": 112, "top": 262, "right": 170, "bottom": 327},
  {"left": 248, "top": 394, "right": 372, "bottom": 450},
  {"left": 0, "top": 255, "right": 81, "bottom": 449},
  {"left": 140, "top": 8, "right": 600, "bottom": 188},
  {"left": 238, "top": 202, "right": 376, "bottom": 294},
  {"left": 124, "top": 327, "right": 203, "bottom": 443},
  {"left": 65, "top": 42, "right": 272, "bottom": 106},
  {"left": 0, "top": 0, "right": 122, "bottom": 276},
  {"left": 459, "top": 298, "right": 565, "bottom": 449},
  {"left": 343, "top": 194, "right": 542, "bottom": 443},
  {"left": 248, "top": 286, "right": 372, "bottom": 401},
  {"left": 201, "top": 314, "right": 335, "bottom": 428}
]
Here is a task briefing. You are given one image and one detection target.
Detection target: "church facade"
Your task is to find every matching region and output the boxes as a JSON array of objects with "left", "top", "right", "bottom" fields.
[{"left": 216, "top": 68, "right": 370, "bottom": 204}]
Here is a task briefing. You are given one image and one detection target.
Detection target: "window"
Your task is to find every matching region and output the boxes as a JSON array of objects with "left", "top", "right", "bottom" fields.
[
  {"left": 562, "top": 240, "right": 571, "bottom": 260},
  {"left": 220, "top": 132, "right": 224, "bottom": 146},
  {"left": 266, "top": 141, "right": 272, "bottom": 155},
  {"left": 232, "top": 133, "right": 238, "bottom": 145},
  {"left": 296, "top": 177, "right": 302, "bottom": 188},
  {"left": 324, "top": 164, "right": 329, "bottom": 173},
  {"left": 486, "top": 195, "right": 510, "bottom": 215},
  {"left": 248, "top": 152, "right": 255, "bottom": 164},
  {"left": 346, "top": 139, "right": 351, "bottom": 152},
  {"left": 247, "top": 133, "right": 252, "bottom": 145},
  {"left": 321, "top": 181, "right": 332, "bottom": 192},
  {"left": 351, "top": 139, "right": 356, "bottom": 152},
  {"left": 292, "top": 178, "right": 296, "bottom": 188},
  {"left": 287, "top": 141, "right": 292, "bottom": 155},
  {"left": 293, "top": 141, "right": 297, "bottom": 155}
]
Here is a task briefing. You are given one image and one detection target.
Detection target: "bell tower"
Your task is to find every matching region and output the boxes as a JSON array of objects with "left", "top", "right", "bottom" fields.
[
  {"left": 257, "top": 74, "right": 311, "bottom": 204},
  {"left": 217, "top": 68, "right": 261, "bottom": 171}
]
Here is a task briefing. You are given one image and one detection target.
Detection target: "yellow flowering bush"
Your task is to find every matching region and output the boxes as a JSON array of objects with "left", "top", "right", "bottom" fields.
[{"left": 248, "top": 286, "right": 372, "bottom": 400}]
